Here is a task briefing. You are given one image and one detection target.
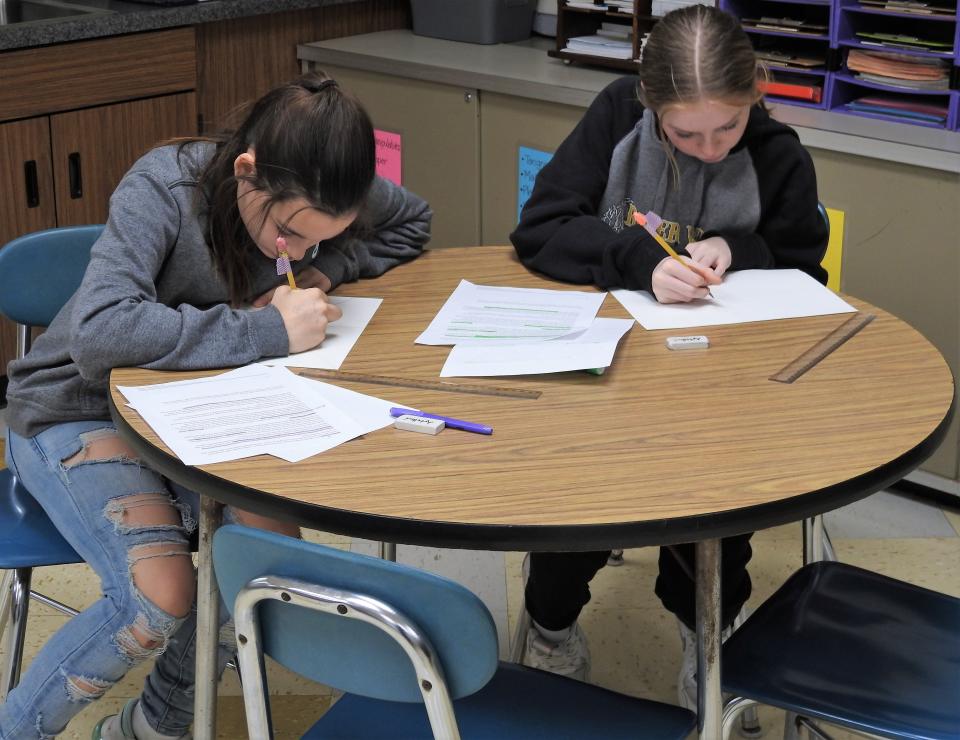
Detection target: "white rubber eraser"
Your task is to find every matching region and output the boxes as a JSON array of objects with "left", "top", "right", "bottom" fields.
[
  {"left": 394, "top": 415, "right": 445, "bottom": 435},
  {"left": 666, "top": 335, "right": 709, "bottom": 350}
]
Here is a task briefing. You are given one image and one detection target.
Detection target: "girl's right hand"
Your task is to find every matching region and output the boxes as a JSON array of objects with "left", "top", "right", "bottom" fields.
[
  {"left": 269, "top": 285, "right": 343, "bottom": 353},
  {"left": 651, "top": 256, "right": 719, "bottom": 304}
]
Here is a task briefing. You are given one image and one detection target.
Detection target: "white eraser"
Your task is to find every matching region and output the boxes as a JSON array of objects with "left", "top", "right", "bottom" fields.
[
  {"left": 666, "top": 335, "right": 709, "bottom": 350},
  {"left": 394, "top": 415, "right": 445, "bottom": 435}
]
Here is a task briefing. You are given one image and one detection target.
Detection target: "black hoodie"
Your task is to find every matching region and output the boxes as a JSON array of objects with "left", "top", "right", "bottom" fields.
[{"left": 510, "top": 76, "right": 828, "bottom": 292}]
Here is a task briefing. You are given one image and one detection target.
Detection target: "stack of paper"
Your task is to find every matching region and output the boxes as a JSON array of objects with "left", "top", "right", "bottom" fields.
[
  {"left": 119, "top": 365, "right": 399, "bottom": 465},
  {"left": 844, "top": 94, "right": 949, "bottom": 124},
  {"left": 847, "top": 49, "right": 950, "bottom": 90},
  {"left": 565, "top": 33, "right": 634, "bottom": 59},
  {"left": 415, "top": 280, "right": 633, "bottom": 377}
]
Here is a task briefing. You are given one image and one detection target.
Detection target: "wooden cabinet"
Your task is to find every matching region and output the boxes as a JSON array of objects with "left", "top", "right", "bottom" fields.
[
  {"left": 49, "top": 94, "right": 197, "bottom": 226},
  {"left": 0, "top": 28, "right": 199, "bottom": 384},
  {"left": 0, "top": 117, "right": 57, "bottom": 247},
  {"left": 550, "top": 0, "right": 652, "bottom": 72},
  {"left": 197, "top": 0, "right": 410, "bottom": 133}
]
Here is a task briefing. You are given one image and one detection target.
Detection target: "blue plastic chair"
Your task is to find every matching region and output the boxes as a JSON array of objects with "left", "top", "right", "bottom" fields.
[
  {"left": 0, "top": 225, "right": 103, "bottom": 696},
  {"left": 721, "top": 561, "right": 960, "bottom": 740},
  {"left": 213, "top": 524, "right": 697, "bottom": 739}
]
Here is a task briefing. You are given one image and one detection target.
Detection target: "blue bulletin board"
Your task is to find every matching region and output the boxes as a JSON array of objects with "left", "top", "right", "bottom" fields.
[{"left": 518, "top": 146, "right": 553, "bottom": 223}]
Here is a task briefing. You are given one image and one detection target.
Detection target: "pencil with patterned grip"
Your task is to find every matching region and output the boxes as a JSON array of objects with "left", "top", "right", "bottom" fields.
[{"left": 275, "top": 236, "right": 297, "bottom": 289}]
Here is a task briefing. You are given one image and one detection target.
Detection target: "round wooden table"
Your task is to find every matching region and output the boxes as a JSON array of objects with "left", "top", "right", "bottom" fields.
[{"left": 110, "top": 246, "right": 954, "bottom": 740}]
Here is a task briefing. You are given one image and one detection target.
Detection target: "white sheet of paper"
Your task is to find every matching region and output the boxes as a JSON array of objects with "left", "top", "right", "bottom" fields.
[
  {"left": 611, "top": 269, "right": 855, "bottom": 330},
  {"left": 261, "top": 296, "right": 382, "bottom": 369},
  {"left": 290, "top": 374, "right": 402, "bottom": 433},
  {"left": 416, "top": 280, "right": 606, "bottom": 345},
  {"left": 119, "top": 365, "right": 367, "bottom": 465},
  {"left": 441, "top": 318, "right": 634, "bottom": 377}
]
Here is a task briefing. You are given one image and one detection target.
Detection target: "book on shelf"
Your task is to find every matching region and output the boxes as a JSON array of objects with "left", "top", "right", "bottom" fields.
[
  {"left": 760, "top": 77, "right": 823, "bottom": 102},
  {"left": 855, "top": 73, "right": 950, "bottom": 89},
  {"left": 844, "top": 95, "right": 948, "bottom": 123},
  {"left": 859, "top": 0, "right": 956, "bottom": 14},
  {"left": 742, "top": 17, "right": 828, "bottom": 34},
  {"left": 856, "top": 32, "right": 954, "bottom": 53},
  {"left": 756, "top": 50, "right": 827, "bottom": 68}
]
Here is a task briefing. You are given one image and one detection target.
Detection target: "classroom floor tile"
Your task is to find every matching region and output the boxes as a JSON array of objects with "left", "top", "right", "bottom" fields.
[{"left": 824, "top": 489, "right": 956, "bottom": 538}]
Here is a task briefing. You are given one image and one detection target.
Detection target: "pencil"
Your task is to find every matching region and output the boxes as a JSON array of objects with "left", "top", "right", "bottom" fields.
[
  {"left": 276, "top": 236, "right": 297, "bottom": 290},
  {"left": 633, "top": 212, "right": 716, "bottom": 298}
]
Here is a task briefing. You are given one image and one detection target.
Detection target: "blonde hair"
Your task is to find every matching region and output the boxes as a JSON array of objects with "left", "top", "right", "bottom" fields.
[{"left": 638, "top": 5, "right": 767, "bottom": 183}]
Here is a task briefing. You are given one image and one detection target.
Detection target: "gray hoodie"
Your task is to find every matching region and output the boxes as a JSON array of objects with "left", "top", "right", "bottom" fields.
[{"left": 6, "top": 142, "right": 432, "bottom": 437}]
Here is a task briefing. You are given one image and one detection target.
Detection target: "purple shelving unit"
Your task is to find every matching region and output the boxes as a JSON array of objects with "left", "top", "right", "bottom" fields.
[
  {"left": 723, "top": 0, "right": 960, "bottom": 125},
  {"left": 721, "top": 0, "right": 836, "bottom": 108}
]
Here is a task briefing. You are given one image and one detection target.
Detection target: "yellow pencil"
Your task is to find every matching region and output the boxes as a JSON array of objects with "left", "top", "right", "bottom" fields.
[{"left": 633, "top": 212, "right": 716, "bottom": 298}]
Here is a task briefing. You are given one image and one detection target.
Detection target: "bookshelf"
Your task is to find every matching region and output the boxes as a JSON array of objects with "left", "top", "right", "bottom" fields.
[
  {"left": 721, "top": 0, "right": 960, "bottom": 127},
  {"left": 549, "top": 0, "right": 655, "bottom": 71},
  {"left": 549, "top": 0, "right": 959, "bottom": 127},
  {"left": 722, "top": 0, "right": 834, "bottom": 108}
]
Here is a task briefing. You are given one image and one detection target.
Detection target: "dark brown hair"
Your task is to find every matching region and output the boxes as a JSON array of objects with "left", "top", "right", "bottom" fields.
[{"left": 182, "top": 72, "right": 375, "bottom": 304}]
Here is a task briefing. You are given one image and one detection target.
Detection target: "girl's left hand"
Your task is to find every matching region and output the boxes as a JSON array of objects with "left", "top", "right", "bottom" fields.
[
  {"left": 252, "top": 267, "right": 332, "bottom": 308},
  {"left": 685, "top": 237, "right": 732, "bottom": 277}
]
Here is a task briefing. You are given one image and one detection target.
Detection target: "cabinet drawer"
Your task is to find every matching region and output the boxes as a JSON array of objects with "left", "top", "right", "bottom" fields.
[{"left": 0, "top": 28, "right": 196, "bottom": 123}]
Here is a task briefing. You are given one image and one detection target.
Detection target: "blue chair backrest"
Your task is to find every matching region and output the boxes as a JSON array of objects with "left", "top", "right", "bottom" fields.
[
  {"left": 213, "top": 525, "right": 499, "bottom": 703},
  {"left": 0, "top": 225, "right": 104, "bottom": 327}
]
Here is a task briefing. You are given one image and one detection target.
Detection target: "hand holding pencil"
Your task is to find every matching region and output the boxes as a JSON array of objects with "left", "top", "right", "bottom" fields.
[{"left": 634, "top": 211, "right": 723, "bottom": 302}]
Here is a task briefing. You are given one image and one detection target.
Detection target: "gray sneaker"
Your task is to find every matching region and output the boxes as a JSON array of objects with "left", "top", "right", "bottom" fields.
[
  {"left": 677, "top": 606, "right": 750, "bottom": 710},
  {"left": 522, "top": 621, "right": 591, "bottom": 682}
]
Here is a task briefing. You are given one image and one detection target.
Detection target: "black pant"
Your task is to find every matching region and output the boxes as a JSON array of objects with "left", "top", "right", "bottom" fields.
[{"left": 524, "top": 534, "right": 753, "bottom": 632}]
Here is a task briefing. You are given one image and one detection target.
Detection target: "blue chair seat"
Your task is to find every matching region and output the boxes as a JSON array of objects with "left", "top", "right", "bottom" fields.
[
  {"left": 0, "top": 469, "right": 81, "bottom": 569},
  {"left": 309, "top": 661, "right": 696, "bottom": 739},
  {"left": 722, "top": 561, "right": 960, "bottom": 740}
]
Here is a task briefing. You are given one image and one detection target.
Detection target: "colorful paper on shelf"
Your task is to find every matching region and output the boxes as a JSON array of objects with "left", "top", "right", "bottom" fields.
[
  {"left": 518, "top": 146, "right": 553, "bottom": 222},
  {"left": 374, "top": 129, "right": 402, "bottom": 186}
]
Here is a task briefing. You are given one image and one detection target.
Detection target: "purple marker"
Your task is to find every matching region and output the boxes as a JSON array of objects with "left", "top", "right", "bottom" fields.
[{"left": 389, "top": 407, "right": 493, "bottom": 435}]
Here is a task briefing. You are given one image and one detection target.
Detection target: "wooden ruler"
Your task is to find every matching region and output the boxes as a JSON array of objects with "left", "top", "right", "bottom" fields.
[
  {"left": 770, "top": 312, "right": 875, "bottom": 383},
  {"left": 295, "top": 368, "right": 542, "bottom": 400}
]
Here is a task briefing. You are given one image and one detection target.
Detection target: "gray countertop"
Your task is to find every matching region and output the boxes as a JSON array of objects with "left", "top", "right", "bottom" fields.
[
  {"left": 0, "top": 0, "right": 361, "bottom": 52},
  {"left": 298, "top": 30, "right": 960, "bottom": 173}
]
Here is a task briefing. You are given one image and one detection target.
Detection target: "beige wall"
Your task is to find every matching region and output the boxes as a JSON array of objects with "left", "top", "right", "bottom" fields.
[{"left": 810, "top": 150, "right": 959, "bottom": 479}]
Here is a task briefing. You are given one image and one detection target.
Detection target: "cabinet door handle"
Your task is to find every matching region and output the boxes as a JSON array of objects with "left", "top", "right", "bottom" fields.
[
  {"left": 68, "top": 152, "right": 83, "bottom": 199},
  {"left": 24, "top": 160, "right": 40, "bottom": 208}
]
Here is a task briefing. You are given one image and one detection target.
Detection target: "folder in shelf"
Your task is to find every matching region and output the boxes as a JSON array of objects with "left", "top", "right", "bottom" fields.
[{"left": 760, "top": 79, "right": 823, "bottom": 102}]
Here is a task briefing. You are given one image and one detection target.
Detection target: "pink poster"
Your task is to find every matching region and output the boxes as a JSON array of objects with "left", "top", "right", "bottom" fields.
[{"left": 374, "top": 129, "right": 402, "bottom": 186}]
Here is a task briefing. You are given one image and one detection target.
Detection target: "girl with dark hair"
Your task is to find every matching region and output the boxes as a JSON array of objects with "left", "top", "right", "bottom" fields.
[
  {"left": 510, "top": 5, "right": 827, "bottom": 709},
  {"left": 1, "top": 73, "right": 431, "bottom": 739}
]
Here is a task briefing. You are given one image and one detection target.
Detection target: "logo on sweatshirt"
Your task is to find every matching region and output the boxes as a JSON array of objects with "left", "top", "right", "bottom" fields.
[{"left": 614, "top": 199, "right": 704, "bottom": 247}]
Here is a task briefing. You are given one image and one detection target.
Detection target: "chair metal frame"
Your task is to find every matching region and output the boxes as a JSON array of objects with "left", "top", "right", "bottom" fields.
[{"left": 233, "top": 574, "right": 460, "bottom": 740}]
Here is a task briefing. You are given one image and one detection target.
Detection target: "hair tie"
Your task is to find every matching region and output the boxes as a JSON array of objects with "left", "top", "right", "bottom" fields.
[{"left": 304, "top": 78, "right": 338, "bottom": 94}]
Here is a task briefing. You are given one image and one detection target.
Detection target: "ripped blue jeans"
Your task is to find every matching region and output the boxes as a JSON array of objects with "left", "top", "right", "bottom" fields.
[{"left": 1, "top": 421, "right": 236, "bottom": 739}]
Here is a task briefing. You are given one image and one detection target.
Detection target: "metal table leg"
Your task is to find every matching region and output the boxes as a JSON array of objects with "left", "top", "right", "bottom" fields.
[
  {"left": 194, "top": 496, "right": 224, "bottom": 740},
  {"left": 696, "top": 538, "right": 722, "bottom": 740}
]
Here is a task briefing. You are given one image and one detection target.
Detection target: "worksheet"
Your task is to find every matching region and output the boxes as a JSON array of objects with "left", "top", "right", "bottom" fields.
[
  {"left": 416, "top": 280, "right": 606, "bottom": 345},
  {"left": 611, "top": 269, "right": 855, "bottom": 330},
  {"left": 261, "top": 295, "right": 382, "bottom": 369},
  {"left": 118, "top": 365, "right": 397, "bottom": 465},
  {"left": 441, "top": 317, "right": 634, "bottom": 376}
]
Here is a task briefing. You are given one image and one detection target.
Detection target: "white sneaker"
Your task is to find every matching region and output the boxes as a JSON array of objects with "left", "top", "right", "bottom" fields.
[
  {"left": 676, "top": 606, "right": 750, "bottom": 711},
  {"left": 522, "top": 622, "right": 591, "bottom": 682}
]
